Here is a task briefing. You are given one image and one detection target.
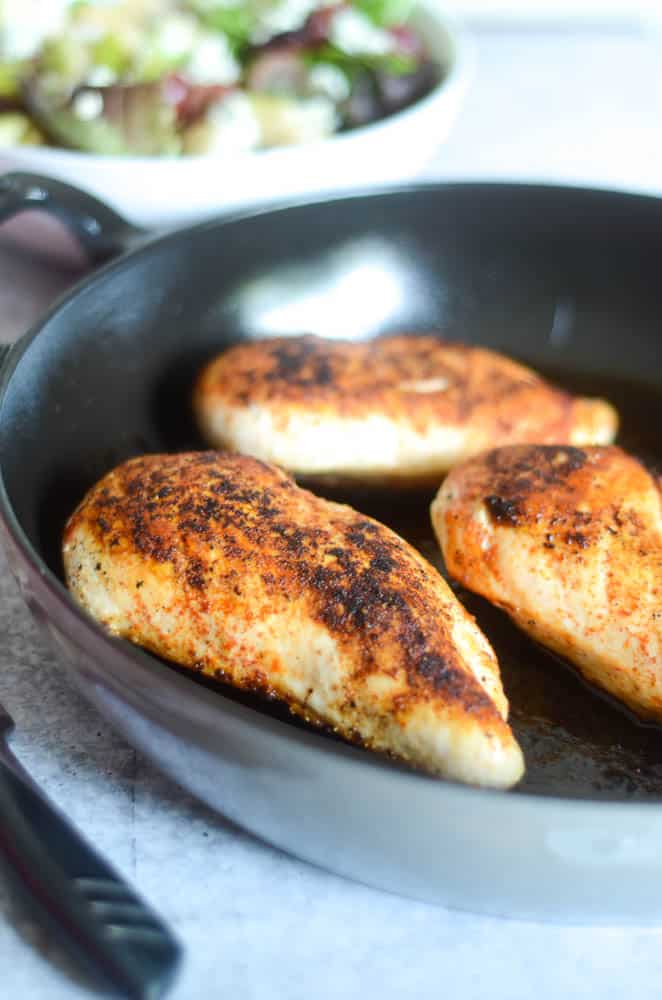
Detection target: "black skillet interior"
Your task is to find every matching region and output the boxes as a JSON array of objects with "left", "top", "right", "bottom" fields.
[{"left": 2, "top": 183, "right": 662, "bottom": 801}]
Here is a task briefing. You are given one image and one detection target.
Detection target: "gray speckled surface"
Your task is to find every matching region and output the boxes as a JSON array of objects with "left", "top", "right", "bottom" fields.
[
  {"left": 3, "top": 23, "right": 662, "bottom": 999},
  {"left": 4, "top": 564, "right": 662, "bottom": 1000}
]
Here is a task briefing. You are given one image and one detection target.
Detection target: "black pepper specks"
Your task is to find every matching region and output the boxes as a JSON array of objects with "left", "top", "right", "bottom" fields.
[{"left": 485, "top": 495, "right": 522, "bottom": 526}]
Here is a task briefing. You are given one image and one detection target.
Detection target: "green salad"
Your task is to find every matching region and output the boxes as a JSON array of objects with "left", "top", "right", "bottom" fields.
[{"left": 0, "top": 0, "right": 441, "bottom": 155}]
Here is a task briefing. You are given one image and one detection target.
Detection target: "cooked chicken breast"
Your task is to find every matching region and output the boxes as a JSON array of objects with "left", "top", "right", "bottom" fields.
[
  {"left": 431, "top": 444, "right": 662, "bottom": 721},
  {"left": 194, "top": 335, "right": 618, "bottom": 486},
  {"left": 63, "top": 451, "right": 523, "bottom": 788}
]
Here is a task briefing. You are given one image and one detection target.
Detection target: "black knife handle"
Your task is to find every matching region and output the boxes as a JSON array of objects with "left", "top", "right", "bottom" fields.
[{"left": 0, "top": 748, "right": 181, "bottom": 999}]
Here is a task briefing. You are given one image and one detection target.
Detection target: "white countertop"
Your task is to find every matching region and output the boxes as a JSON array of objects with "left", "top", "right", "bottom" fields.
[{"left": 2, "top": 24, "right": 662, "bottom": 1000}]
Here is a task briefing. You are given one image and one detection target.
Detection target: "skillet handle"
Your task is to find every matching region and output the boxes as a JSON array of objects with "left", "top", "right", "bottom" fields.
[{"left": 0, "top": 171, "right": 147, "bottom": 264}]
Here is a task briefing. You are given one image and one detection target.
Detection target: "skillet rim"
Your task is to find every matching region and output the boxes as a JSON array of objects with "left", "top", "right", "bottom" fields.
[{"left": 2, "top": 178, "right": 662, "bottom": 811}]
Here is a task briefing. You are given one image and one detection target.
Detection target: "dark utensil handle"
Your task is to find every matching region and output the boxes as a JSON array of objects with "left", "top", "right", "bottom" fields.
[
  {"left": 0, "top": 171, "right": 147, "bottom": 264},
  {"left": 0, "top": 748, "right": 181, "bottom": 999}
]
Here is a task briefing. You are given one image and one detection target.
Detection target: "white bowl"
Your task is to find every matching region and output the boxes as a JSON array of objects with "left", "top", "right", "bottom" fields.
[{"left": 0, "top": 6, "right": 470, "bottom": 241}]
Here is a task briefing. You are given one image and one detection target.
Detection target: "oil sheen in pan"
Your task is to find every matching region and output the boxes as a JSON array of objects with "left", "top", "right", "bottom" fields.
[{"left": 137, "top": 366, "right": 662, "bottom": 802}]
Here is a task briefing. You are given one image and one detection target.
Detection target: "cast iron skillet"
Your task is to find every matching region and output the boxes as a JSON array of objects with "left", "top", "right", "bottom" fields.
[{"left": 1, "top": 172, "right": 662, "bottom": 923}]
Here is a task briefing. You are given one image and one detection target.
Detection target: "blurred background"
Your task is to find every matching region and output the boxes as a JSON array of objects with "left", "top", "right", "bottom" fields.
[
  {"left": 430, "top": 0, "right": 662, "bottom": 194},
  {"left": 0, "top": 0, "right": 659, "bottom": 310},
  {"left": 445, "top": 0, "right": 658, "bottom": 22},
  {"left": 0, "top": 0, "right": 660, "bottom": 232}
]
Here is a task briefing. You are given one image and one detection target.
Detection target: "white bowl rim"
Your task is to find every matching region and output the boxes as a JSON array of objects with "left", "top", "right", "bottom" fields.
[{"left": 2, "top": 5, "right": 471, "bottom": 171}]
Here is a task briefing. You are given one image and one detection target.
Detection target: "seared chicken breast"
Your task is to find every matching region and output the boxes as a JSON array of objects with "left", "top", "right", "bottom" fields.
[
  {"left": 63, "top": 452, "right": 523, "bottom": 788},
  {"left": 194, "top": 335, "right": 618, "bottom": 486},
  {"left": 431, "top": 444, "right": 662, "bottom": 721}
]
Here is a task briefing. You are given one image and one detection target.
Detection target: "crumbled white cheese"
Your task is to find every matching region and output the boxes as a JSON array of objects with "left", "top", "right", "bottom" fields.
[
  {"left": 276, "top": 95, "right": 336, "bottom": 143},
  {"left": 329, "top": 8, "right": 395, "bottom": 57},
  {"left": 72, "top": 88, "right": 104, "bottom": 120},
  {"left": 205, "top": 91, "right": 261, "bottom": 151},
  {"left": 252, "top": 93, "right": 336, "bottom": 146},
  {"left": 249, "top": 0, "right": 321, "bottom": 44},
  {"left": 87, "top": 64, "right": 117, "bottom": 87},
  {"left": 308, "top": 62, "right": 350, "bottom": 103},
  {"left": 155, "top": 13, "right": 198, "bottom": 61},
  {"left": 185, "top": 32, "right": 239, "bottom": 85},
  {"left": 0, "top": 0, "right": 71, "bottom": 61}
]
